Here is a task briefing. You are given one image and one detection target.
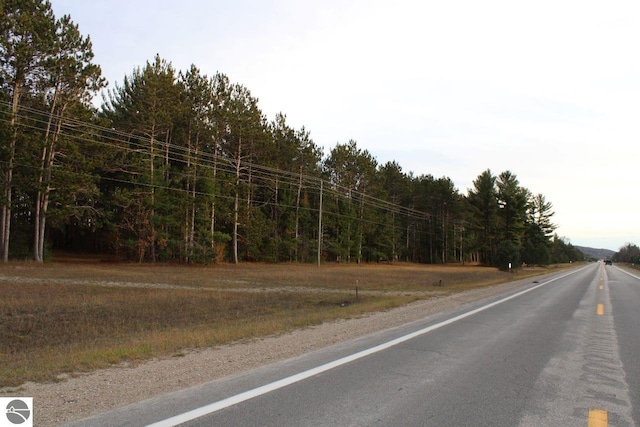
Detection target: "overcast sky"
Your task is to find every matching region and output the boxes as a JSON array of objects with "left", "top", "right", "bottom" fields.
[{"left": 51, "top": 0, "right": 640, "bottom": 251}]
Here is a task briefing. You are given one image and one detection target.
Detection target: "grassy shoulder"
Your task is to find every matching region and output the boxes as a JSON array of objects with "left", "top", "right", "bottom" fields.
[{"left": 0, "top": 261, "right": 568, "bottom": 388}]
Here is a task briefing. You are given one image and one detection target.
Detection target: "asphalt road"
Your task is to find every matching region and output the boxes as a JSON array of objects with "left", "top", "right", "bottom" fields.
[{"left": 68, "top": 263, "right": 639, "bottom": 426}]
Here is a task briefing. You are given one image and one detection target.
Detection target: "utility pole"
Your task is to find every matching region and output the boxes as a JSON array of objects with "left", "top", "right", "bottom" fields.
[{"left": 317, "top": 179, "right": 323, "bottom": 267}]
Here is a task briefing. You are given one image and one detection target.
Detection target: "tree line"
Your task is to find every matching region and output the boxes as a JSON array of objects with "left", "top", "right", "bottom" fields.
[
  {"left": 613, "top": 243, "right": 640, "bottom": 264},
  {"left": 1, "top": 1, "right": 584, "bottom": 267}
]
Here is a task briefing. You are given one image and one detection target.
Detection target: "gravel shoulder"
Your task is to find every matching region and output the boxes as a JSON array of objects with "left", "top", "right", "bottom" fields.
[{"left": 3, "top": 272, "right": 558, "bottom": 426}]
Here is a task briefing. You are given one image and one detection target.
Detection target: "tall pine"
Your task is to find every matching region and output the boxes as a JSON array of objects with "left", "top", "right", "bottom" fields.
[{"left": 0, "top": 0, "right": 55, "bottom": 260}]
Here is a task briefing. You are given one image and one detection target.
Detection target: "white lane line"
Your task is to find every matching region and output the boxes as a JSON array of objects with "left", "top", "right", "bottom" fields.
[
  {"left": 616, "top": 266, "right": 640, "bottom": 281},
  {"left": 149, "top": 267, "right": 589, "bottom": 427}
]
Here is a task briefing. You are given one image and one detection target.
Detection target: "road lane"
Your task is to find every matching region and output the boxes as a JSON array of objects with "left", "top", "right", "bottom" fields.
[
  {"left": 68, "top": 263, "right": 639, "bottom": 426},
  {"left": 518, "top": 263, "right": 633, "bottom": 426},
  {"left": 608, "top": 265, "right": 640, "bottom": 426}
]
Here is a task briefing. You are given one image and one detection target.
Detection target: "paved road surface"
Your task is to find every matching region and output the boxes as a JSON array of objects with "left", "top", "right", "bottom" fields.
[{"left": 67, "top": 263, "right": 639, "bottom": 426}]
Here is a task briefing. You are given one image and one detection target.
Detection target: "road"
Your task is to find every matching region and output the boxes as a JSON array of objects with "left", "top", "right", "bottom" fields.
[{"left": 67, "top": 263, "right": 639, "bottom": 426}]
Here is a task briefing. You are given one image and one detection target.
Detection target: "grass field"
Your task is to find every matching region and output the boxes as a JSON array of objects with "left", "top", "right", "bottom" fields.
[{"left": 0, "top": 261, "right": 560, "bottom": 388}]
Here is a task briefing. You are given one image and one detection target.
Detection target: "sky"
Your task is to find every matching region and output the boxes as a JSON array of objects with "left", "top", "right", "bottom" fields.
[{"left": 51, "top": 0, "right": 640, "bottom": 251}]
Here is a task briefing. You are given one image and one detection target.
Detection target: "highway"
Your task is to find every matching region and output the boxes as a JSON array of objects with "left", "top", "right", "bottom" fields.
[{"left": 67, "top": 263, "right": 639, "bottom": 426}]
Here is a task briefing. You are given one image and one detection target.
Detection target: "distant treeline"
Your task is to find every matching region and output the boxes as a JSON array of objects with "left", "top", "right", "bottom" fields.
[
  {"left": 0, "top": 1, "right": 585, "bottom": 266},
  {"left": 613, "top": 243, "right": 640, "bottom": 263}
]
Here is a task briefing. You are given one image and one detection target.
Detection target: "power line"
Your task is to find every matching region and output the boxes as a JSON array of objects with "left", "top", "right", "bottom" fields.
[
  {"left": 0, "top": 100, "right": 435, "bottom": 222},
  {"left": 0, "top": 100, "right": 466, "bottom": 255}
]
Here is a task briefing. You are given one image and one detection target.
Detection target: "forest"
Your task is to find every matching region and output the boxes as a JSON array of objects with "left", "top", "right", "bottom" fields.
[
  {"left": 0, "top": 0, "right": 585, "bottom": 267},
  {"left": 613, "top": 243, "right": 640, "bottom": 264}
]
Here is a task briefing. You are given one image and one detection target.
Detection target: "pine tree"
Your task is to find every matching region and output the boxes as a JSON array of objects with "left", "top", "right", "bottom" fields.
[
  {"left": 179, "top": 65, "right": 215, "bottom": 262},
  {"left": 466, "top": 169, "right": 499, "bottom": 264},
  {"left": 32, "top": 14, "right": 105, "bottom": 261},
  {"left": 0, "top": 0, "right": 56, "bottom": 260},
  {"left": 102, "top": 55, "right": 182, "bottom": 262},
  {"left": 526, "top": 193, "right": 556, "bottom": 238},
  {"left": 323, "top": 140, "right": 378, "bottom": 263},
  {"left": 496, "top": 170, "right": 528, "bottom": 246},
  {"left": 378, "top": 161, "right": 410, "bottom": 262},
  {"left": 216, "top": 83, "right": 266, "bottom": 263}
]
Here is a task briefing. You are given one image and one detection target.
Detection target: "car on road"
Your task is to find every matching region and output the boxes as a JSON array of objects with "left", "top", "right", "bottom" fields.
[{"left": 605, "top": 260, "right": 612, "bottom": 265}]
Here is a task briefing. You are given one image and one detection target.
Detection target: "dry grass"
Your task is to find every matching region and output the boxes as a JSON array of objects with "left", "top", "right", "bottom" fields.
[
  {"left": 0, "top": 260, "right": 548, "bottom": 290},
  {"left": 0, "top": 261, "right": 564, "bottom": 387}
]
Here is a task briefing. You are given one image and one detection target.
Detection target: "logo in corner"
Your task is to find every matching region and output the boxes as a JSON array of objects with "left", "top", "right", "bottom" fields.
[{"left": 2, "top": 398, "right": 32, "bottom": 427}]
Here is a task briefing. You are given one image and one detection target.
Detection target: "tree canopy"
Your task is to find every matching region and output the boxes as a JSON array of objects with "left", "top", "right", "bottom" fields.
[
  {"left": 0, "top": 1, "right": 585, "bottom": 266},
  {"left": 613, "top": 243, "right": 640, "bottom": 264}
]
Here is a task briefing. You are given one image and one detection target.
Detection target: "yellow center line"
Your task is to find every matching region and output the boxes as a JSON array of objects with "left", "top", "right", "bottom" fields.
[
  {"left": 597, "top": 304, "right": 604, "bottom": 315},
  {"left": 599, "top": 285, "right": 604, "bottom": 290},
  {"left": 588, "top": 408, "right": 607, "bottom": 427}
]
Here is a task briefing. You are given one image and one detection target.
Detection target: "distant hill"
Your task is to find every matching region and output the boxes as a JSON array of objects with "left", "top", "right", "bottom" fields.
[{"left": 575, "top": 246, "right": 615, "bottom": 260}]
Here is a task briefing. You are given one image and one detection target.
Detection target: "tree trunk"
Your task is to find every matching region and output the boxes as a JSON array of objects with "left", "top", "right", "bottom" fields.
[
  {"left": 232, "top": 137, "right": 242, "bottom": 264},
  {"left": 274, "top": 176, "right": 279, "bottom": 243},
  {"left": 1, "top": 83, "right": 21, "bottom": 261},
  {"left": 183, "top": 126, "right": 196, "bottom": 263},
  {"left": 347, "top": 191, "right": 352, "bottom": 263},
  {"left": 210, "top": 140, "right": 218, "bottom": 252},
  {"left": 149, "top": 128, "right": 156, "bottom": 263},
  {"left": 209, "top": 141, "right": 219, "bottom": 256},
  {"left": 294, "top": 165, "right": 303, "bottom": 261},
  {"left": 245, "top": 162, "right": 253, "bottom": 261},
  {"left": 34, "top": 87, "right": 63, "bottom": 262},
  {"left": 405, "top": 222, "right": 410, "bottom": 263},
  {"left": 189, "top": 143, "right": 197, "bottom": 261},
  {"left": 357, "top": 192, "right": 365, "bottom": 263}
]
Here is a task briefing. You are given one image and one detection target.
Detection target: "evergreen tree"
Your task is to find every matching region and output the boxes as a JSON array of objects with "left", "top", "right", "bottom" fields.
[
  {"left": 216, "top": 82, "right": 266, "bottom": 263},
  {"left": 206, "top": 72, "right": 234, "bottom": 261},
  {"left": 0, "top": 15, "right": 575, "bottom": 267},
  {"left": 520, "top": 223, "right": 551, "bottom": 265},
  {"left": 550, "top": 235, "right": 584, "bottom": 263},
  {"left": 379, "top": 161, "right": 411, "bottom": 261},
  {"left": 495, "top": 239, "right": 520, "bottom": 270},
  {"left": 179, "top": 65, "right": 215, "bottom": 262},
  {"left": 322, "top": 140, "right": 377, "bottom": 263},
  {"left": 520, "top": 193, "right": 556, "bottom": 265},
  {"left": 265, "top": 113, "right": 321, "bottom": 261},
  {"left": 291, "top": 126, "right": 322, "bottom": 262},
  {"left": 102, "top": 55, "right": 183, "bottom": 262},
  {"left": 496, "top": 170, "right": 528, "bottom": 246},
  {"left": 527, "top": 193, "right": 556, "bottom": 238},
  {"left": 0, "top": 0, "right": 56, "bottom": 260},
  {"left": 466, "top": 169, "right": 499, "bottom": 265},
  {"left": 412, "top": 175, "right": 462, "bottom": 264},
  {"left": 33, "top": 13, "right": 105, "bottom": 261}
]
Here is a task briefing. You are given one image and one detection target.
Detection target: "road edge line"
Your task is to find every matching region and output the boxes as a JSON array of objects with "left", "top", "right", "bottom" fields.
[{"left": 148, "top": 266, "right": 590, "bottom": 427}]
